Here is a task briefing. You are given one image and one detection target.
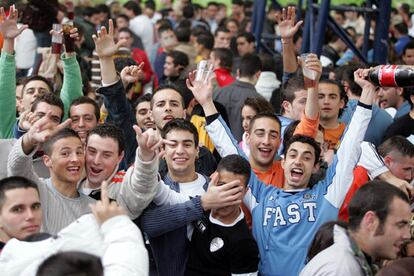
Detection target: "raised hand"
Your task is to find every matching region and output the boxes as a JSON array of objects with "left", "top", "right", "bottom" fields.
[
  {"left": 25, "top": 112, "right": 72, "bottom": 146},
  {"left": 186, "top": 70, "right": 215, "bottom": 107},
  {"left": 276, "top": 6, "right": 303, "bottom": 40},
  {"left": 201, "top": 172, "right": 244, "bottom": 210},
  {"left": 92, "top": 19, "right": 122, "bottom": 58},
  {"left": 89, "top": 180, "right": 126, "bottom": 225},
  {"left": 120, "top": 62, "right": 145, "bottom": 85},
  {"left": 18, "top": 110, "right": 38, "bottom": 131},
  {"left": 299, "top": 53, "right": 322, "bottom": 83},
  {"left": 133, "top": 125, "right": 164, "bottom": 161},
  {"left": 0, "top": 5, "right": 28, "bottom": 39},
  {"left": 354, "top": 68, "right": 375, "bottom": 90}
]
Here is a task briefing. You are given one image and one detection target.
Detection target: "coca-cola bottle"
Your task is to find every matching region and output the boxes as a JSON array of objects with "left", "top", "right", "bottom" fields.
[
  {"left": 368, "top": 65, "right": 414, "bottom": 87},
  {"left": 62, "top": 9, "right": 75, "bottom": 52}
]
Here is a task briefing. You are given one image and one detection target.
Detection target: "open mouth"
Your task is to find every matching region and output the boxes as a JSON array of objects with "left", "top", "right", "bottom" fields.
[
  {"left": 67, "top": 166, "right": 81, "bottom": 174},
  {"left": 258, "top": 147, "right": 273, "bottom": 157},
  {"left": 89, "top": 166, "right": 103, "bottom": 175},
  {"left": 290, "top": 168, "right": 304, "bottom": 181},
  {"left": 173, "top": 157, "right": 188, "bottom": 164}
]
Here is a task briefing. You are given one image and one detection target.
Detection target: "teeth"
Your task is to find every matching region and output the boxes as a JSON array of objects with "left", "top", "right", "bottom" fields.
[{"left": 292, "top": 169, "right": 303, "bottom": 173}]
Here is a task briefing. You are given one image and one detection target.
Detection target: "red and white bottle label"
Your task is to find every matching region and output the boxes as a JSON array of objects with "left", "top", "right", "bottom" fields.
[{"left": 378, "top": 65, "right": 398, "bottom": 87}]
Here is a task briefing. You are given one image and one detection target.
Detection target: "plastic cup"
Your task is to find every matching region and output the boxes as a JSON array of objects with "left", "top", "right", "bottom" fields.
[
  {"left": 301, "top": 53, "right": 318, "bottom": 89},
  {"left": 196, "top": 60, "right": 214, "bottom": 84}
]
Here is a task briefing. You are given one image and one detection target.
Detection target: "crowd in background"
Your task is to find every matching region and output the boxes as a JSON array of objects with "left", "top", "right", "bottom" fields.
[{"left": 0, "top": 0, "right": 414, "bottom": 275}]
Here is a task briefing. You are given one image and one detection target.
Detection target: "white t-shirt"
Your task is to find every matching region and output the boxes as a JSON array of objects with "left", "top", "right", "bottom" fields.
[{"left": 179, "top": 173, "right": 206, "bottom": 239}]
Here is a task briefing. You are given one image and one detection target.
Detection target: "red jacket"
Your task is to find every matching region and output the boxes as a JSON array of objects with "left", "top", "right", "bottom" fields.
[
  {"left": 214, "top": 67, "right": 234, "bottom": 87},
  {"left": 131, "top": 48, "right": 154, "bottom": 86},
  {"left": 338, "top": 166, "right": 370, "bottom": 221}
]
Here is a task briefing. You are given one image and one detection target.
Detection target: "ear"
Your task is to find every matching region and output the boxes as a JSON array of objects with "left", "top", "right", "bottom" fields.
[
  {"left": 281, "top": 157, "right": 286, "bottom": 170},
  {"left": 281, "top": 100, "right": 291, "bottom": 114},
  {"left": 43, "top": 154, "right": 52, "bottom": 168},
  {"left": 397, "top": 87, "right": 404, "bottom": 96},
  {"left": 245, "top": 131, "right": 252, "bottom": 146},
  {"left": 312, "top": 162, "right": 320, "bottom": 174},
  {"left": 383, "top": 155, "right": 392, "bottom": 167},
  {"left": 339, "top": 98, "right": 345, "bottom": 109},
  {"left": 362, "top": 210, "right": 379, "bottom": 232},
  {"left": 117, "top": 151, "right": 125, "bottom": 164},
  {"left": 255, "top": 71, "right": 261, "bottom": 80},
  {"left": 183, "top": 108, "right": 187, "bottom": 119}
]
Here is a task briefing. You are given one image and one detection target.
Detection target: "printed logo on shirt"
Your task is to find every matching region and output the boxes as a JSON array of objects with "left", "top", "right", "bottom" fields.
[
  {"left": 210, "top": 237, "right": 224, "bottom": 252},
  {"left": 263, "top": 202, "right": 317, "bottom": 227}
]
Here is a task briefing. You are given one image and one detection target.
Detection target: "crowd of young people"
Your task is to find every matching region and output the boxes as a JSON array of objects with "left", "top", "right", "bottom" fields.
[{"left": 0, "top": 0, "right": 414, "bottom": 275}]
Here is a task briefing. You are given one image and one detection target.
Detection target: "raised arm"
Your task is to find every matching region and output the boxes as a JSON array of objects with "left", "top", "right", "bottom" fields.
[
  {"left": 94, "top": 19, "right": 138, "bottom": 165},
  {"left": 277, "top": 7, "right": 303, "bottom": 82},
  {"left": 324, "top": 69, "right": 375, "bottom": 207},
  {"left": 90, "top": 181, "right": 148, "bottom": 275},
  {"left": 111, "top": 126, "right": 161, "bottom": 219},
  {"left": 294, "top": 54, "right": 322, "bottom": 138},
  {"left": 60, "top": 27, "right": 83, "bottom": 120},
  {"left": 8, "top": 113, "right": 71, "bottom": 180},
  {"left": 186, "top": 71, "right": 273, "bottom": 203},
  {"left": 0, "top": 6, "right": 27, "bottom": 138}
]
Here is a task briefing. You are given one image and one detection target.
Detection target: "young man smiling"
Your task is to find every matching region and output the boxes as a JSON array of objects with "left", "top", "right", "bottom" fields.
[
  {"left": 8, "top": 115, "right": 94, "bottom": 234},
  {"left": 187, "top": 67, "right": 386, "bottom": 275}
]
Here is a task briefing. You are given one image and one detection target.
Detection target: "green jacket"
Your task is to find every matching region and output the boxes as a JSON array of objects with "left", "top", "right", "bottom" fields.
[{"left": 0, "top": 52, "right": 83, "bottom": 138}]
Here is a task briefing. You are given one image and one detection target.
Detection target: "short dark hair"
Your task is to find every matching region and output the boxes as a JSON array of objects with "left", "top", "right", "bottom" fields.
[
  {"left": 31, "top": 93, "right": 64, "bottom": 122},
  {"left": 281, "top": 75, "right": 306, "bottom": 114},
  {"left": 86, "top": 124, "right": 125, "bottom": 155},
  {"left": 207, "top": 1, "right": 219, "bottom": 8},
  {"left": 43, "top": 128, "right": 81, "bottom": 156},
  {"left": 341, "top": 64, "right": 364, "bottom": 97},
  {"left": 183, "top": 4, "right": 195, "bottom": 19},
  {"left": 212, "top": 48, "right": 233, "bottom": 70},
  {"left": 158, "top": 24, "right": 173, "bottom": 36},
  {"left": 237, "top": 32, "right": 256, "bottom": 43},
  {"left": 82, "top": 7, "right": 100, "bottom": 17},
  {"left": 161, "top": 118, "right": 199, "bottom": 147},
  {"left": 167, "top": 50, "right": 190, "bottom": 68},
  {"left": 118, "top": 27, "right": 134, "bottom": 37},
  {"left": 116, "top": 14, "right": 129, "bottom": 22},
  {"left": 123, "top": 0, "right": 142, "bottom": 16},
  {"left": 214, "top": 26, "right": 230, "bottom": 37},
  {"left": 0, "top": 176, "right": 39, "bottom": 210},
  {"left": 22, "top": 76, "right": 53, "bottom": 94},
  {"left": 394, "top": 22, "right": 408, "bottom": 35},
  {"left": 196, "top": 33, "right": 214, "bottom": 50},
  {"left": 403, "top": 40, "right": 414, "bottom": 56},
  {"left": 282, "top": 120, "right": 300, "bottom": 151},
  {"left": 378, "top": 136, "right": 414, "bottom": 158},
  {"left": 259, "top": 54, "right": 276, "bottom": 73},
  {"left": 152, "top": 84, "right": 186, "bottom": 109},
  {"left": 69, "top": 96, "right": 100, "bottom": 122},
  {"left": 217, "top": 154, "right": 251, "bottom": 186},
  {"left": 348, "top": 180, "right": 409, "bottom": 231},
  {"left": 135, "top": 93, "right": 153, "bottom": 109},
  {"left": 238, "top": 53, "right": 262, "bottom": 78},
  {"left": 36, "top": 251, "right": 103, "bottom": 276},
  {"left": 319, "top": 78, "right": 348, "bottom": 117},
  {"left": 242, "top": 97, "right": 275, "bottom": 114},
  {"left": 175, "top": 26, "right": 191, "bottom": 42},
  {"left": 248, "top": 111, "right": 281, "bottom": 134},
  {"left": 283, "top": 135, "right": 321, "bottom": 165}
]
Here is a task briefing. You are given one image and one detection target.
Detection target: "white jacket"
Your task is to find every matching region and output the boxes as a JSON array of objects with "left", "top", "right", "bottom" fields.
[
  {"left": 299, "top": 225, "right": 364, "bottom": 276},
  {"left": 0, "top": 214, "right": 148, "bottom": 276}
]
